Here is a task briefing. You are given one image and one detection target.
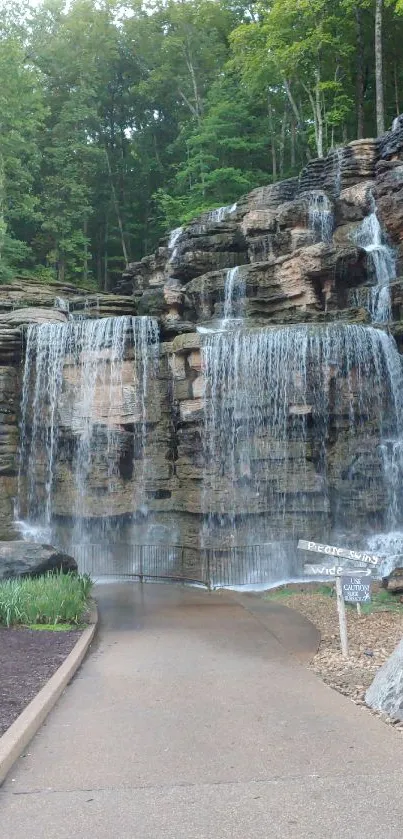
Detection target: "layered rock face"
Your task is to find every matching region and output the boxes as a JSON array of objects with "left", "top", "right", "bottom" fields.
[
  {"left": 0, "top": 282, "right": 136, "bottom": 542},
  {"left": 109, "top": 124, "right": 403, "bottom": 561},
  {"left": 3, "top": 124, "right": 403, "bottom": 579}
]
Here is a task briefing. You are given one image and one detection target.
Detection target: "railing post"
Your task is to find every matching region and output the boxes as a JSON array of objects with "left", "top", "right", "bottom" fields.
[
  {"left": 207, "top": 549, "right": 212, "bottom": 591},
  {"left": 139, "top": 544, "right": 144, "bottom": 584}
]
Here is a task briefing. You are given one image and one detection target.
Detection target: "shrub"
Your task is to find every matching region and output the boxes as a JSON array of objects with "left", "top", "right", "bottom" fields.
[{"left": 0, "top": 571, "right": 93, "bottom": 627}]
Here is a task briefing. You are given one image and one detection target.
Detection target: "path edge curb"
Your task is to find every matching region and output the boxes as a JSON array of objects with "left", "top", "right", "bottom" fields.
[{"left": 0, "top": 603, "right": 98, "bottom": 786}]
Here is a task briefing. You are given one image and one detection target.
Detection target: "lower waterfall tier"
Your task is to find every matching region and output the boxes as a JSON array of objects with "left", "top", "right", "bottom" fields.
[{"left": 14, "top": 315, "right": 403, "bottom": 586}]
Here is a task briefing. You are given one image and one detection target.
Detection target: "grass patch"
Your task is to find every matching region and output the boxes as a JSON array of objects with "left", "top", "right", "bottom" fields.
[
  {"left": 264, "top": 581, "right": 402, "bottom": 615},
  {"left": 27, "top": 623, "right": 80, "bottom": 632},
  {"left": 264, "top": 586, "right": 294, "bottom": 600},
  {"left": 265, "top": 583, "right": 335, "bottom": 601},
  {"left": 350, "top": 587, "right": 403, "bottom": 615},
  {"left": 0, "top": 571, "right": 93, "bottom": 627}
]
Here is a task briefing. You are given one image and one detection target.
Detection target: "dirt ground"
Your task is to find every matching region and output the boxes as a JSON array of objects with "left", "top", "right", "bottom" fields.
[
  {"left": 265, "top": 583, "right": 403, "bottom": 727},
  {"left": 0, "top": 626, "right": 81, "bottom": 737}
]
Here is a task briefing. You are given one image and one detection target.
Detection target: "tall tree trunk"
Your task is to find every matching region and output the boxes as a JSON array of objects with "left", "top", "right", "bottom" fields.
[
  {"left": 375, "top": 0, "right": 385, "bottom": 135},
  {"left": 57, "top": 251, "right": 65, "bottom": 284},
  {"left": 394, "top": 62, "right": 400, "bottom": 116},
  {"left": 83, "top": 217, "right": 88, "bottom": 285},
  {"left": 268, "top": 96, "right": 277, "bottom": 182},
  {"left": 290, "top": 118, "right": 296, "bottom": 169},
  {"left": 282, "top": 77, "right": 311, "bottom": 160},
  {"left": 304, "top": 77, "right": 323, "bottom": 158},
  {"left": 96, "top": 243, "right": 102, "bottom": 288},
  {"left": 104, "top": 219, "right": 109, "bottom": 292},
  {"left": 279, "top": 108, "right": 287, "bottom": 177},
  {"left": 315, "top": 69, "right": 324, "bottom": 158},
  {"left": 105, "top": 148, "right": 129, "bottom": 268},
  {"left": 184, "top": 43, "right": 203, "bottom": 122},
  {"left": 356, "top": 6, "right": 365, "bottom": 138}
]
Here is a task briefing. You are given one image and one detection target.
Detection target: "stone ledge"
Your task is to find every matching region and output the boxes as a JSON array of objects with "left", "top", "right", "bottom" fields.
[{"left": 0, "top": 604, "right": 97, "bottom": 787}]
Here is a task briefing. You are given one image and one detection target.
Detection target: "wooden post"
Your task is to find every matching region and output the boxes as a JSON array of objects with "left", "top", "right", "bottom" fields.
[
  {"left": 356, "top": 603, "right": 362, "bottom": 617},
  {"left": 336, "top": 576, "right": 349, "bottom": 658}
]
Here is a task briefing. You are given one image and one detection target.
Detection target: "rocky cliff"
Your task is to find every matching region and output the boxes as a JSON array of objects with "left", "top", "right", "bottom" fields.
[{"left": 3, "top": 123, "right": 403, "bottom": 565}]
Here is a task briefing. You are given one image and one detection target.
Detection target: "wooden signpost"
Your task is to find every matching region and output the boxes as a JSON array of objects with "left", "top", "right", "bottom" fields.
[{"left": 298, "top": 539, "right": 380, "bottom": 658}]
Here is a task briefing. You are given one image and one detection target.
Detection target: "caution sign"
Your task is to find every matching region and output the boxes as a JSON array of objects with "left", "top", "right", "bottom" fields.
[{"left": 341, "top": 575, "right": 371, "bottom": 604}]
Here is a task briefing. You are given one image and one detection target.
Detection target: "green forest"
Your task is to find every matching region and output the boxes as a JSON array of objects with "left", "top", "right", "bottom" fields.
[{"left": 1, "top": 0, "right": 403, "bottom": 289}]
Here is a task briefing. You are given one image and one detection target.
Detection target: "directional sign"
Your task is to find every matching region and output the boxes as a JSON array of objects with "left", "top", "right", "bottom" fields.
[
  {"left": 298, "top": 539, "right": 380, "bottom": 566},
  {"left": 304, "top": 564, "right": 372, "bottom": 577},
  {"left": 342, "top": 575, "right": 372, "bottom": 603}
]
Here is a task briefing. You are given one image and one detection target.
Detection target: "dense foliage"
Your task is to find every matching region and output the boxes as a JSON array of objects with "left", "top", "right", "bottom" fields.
[{"left": 1, "top": 0, "right": 403, "bottom": 287}]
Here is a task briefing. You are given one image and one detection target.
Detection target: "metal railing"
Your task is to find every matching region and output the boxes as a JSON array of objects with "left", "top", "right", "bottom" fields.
[{"left": 71, "top": 542, "right": 302, "bottom": 589}]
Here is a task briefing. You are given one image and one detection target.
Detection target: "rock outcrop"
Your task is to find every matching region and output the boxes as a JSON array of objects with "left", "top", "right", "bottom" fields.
[
  {"left": 382, "top": 565, "right": 403, "bottom": 593},
  {"left": 2, "top": 121, "right": 403, "bottom": 565},
  {"left": 366, "top": 636, "right": 403, "bottom": 721},
  {"left": 0, "top": 541, "right": 77, "bottom": 580}
]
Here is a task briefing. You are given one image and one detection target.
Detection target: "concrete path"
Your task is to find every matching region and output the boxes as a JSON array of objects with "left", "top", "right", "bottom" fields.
[{"left": 1, "top": 583, "right": 403, "bottom": 838}]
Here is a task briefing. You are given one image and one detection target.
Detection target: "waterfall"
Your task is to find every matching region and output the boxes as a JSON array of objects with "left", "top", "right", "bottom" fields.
[
  {"left": 223, "top": 266, "right": 245, "bottom": 324},
  {"left": 17, "top": 316, "right": 159, "bottom": 545},
  {"left": 201, "top": 323, "right": 403, "bottom": 584},
  {"left": 354, "top": 199, "right": 396, "bottom": 323},
  {"left": 168, "top": 227, "right": 183, "bottom": 263},
  {"left": 333, "top": 147, "right": 343, "bottom": 197},
  {"left": 205, "top": 204, "right": 237, "bottom": 224},
  {"left": 54, "top": 297, "right": 70, "bottom": 314},
  {"left": 307, "top": 191, "right": 334, "bottom": 242}
]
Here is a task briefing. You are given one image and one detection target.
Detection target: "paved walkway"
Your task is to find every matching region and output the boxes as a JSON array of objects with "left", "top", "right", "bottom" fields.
[{"left": 1, "top": 583, "right": 403, "bottom": 838}]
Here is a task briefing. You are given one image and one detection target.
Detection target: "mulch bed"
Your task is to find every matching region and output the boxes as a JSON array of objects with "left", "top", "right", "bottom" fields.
[
  {"left": 0, "top": 627, "right": 82, "bottom": 738},
  {"left": 266, "top": 584, "right": 403, "bottom": 727}
]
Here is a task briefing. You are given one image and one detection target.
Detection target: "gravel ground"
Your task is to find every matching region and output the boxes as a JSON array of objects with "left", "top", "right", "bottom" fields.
[
  {"left": 266, "top": 584, "right": 403, "bottom": 726},
  {"left": 0, "top": 627, "right": 81, "bottom": 737}
]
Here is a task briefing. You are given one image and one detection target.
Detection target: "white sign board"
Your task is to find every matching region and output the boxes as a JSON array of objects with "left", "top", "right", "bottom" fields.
[
  {"left": 298, "top": 539, "right": 380, "bottom": 566},
  {"left": 304, "top": 564, "right": 372, "bottom": 577}
]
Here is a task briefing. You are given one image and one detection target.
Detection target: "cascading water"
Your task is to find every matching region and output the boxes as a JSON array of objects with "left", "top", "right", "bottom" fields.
[
  {"left": 17, "top": 316, "right": 159, "bottom": 549},
  {"left": 307, "top": 191, "right": 334, "bottom": 242},
  {"left": 54, "top": 297, "right": 70, "bottom": 314},
  {"left": 333, "top": 147, "right": 343, "bottom": 197},
  {"left": 222, "top": 266, "right": 245, "bottom": 325},
  {"left": 168, "top": 227, "right": 183, "bottom": 263},
  {"left": 354, "top": 198, "right": 396, "bottom": 323},
  {"left": 205, "top": 203, "right": 237, "bottom": 224},
  {"left": 201, "top": 323, "right": 403, "bottom": 585}
]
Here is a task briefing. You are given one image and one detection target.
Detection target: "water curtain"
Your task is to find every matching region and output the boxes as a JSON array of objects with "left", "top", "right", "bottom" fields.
[{"left": 17, "top": 316, "right": 159, "bottom": 540}]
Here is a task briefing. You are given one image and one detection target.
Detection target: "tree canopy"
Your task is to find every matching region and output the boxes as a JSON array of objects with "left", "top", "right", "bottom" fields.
[{"left": 1, "top": 0, "right": 403, "bottom": 287}]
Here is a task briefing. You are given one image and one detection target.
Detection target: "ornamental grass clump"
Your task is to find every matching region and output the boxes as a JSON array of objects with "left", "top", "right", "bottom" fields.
[{"left": 0, "top": 571, "right": 93, "bottom": 627}]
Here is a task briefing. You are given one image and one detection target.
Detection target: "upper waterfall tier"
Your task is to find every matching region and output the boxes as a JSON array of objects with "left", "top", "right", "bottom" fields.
[{"left": 116, "top": 123, "right": 403, "bottom": 345}]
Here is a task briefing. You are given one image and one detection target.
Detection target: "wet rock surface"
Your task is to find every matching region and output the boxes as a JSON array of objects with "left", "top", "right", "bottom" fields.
[{"left": 2, "top": 122, "right": 403, "bottom": 559}]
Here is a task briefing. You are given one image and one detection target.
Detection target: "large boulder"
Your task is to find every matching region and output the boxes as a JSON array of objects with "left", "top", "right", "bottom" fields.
[
  {"left": 382, "top": 563, "right": 403, "bottom": 593},
  {"left": 366, "top": 638, "right": 403, "bottom": 721},
  {"left": 0, "top": 541, "right": 77, "bottom": 581}
]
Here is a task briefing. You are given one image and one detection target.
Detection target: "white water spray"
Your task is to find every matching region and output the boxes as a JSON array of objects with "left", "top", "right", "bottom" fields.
[
  {"left": 355, "top": 198, "right": 396, "bottom": 323},
  {"left": 17, "top": 316, "right": 159, "bottom": 544}
]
